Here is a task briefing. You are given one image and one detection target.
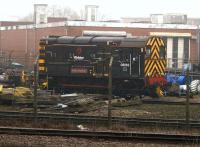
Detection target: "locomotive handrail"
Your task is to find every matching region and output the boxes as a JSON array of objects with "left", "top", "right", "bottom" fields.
[
  {"left": 108, "top": 55, "right": 113, "bottom": 128},
  {"left": 48, "top": 44, "right": 97, "bottom": 47},
  {"left": 34, "top": 55, "right": 39, "bottom": 65}
]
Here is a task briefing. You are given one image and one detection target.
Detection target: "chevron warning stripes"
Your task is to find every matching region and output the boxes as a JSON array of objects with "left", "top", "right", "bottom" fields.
[{"left": 144, "top": 37, "right": 166, "bottom": 77}]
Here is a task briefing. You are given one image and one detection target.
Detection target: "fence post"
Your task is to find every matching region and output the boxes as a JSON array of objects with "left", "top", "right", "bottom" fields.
[
  {"left": 186, "top": 67, "right": 190, "bottom": 127},
  {"left": 33, "top": 57, "right": 38, "bottom": 123},
  {"left": 108, "top": 56, "right": 113, "bottom": 129}
]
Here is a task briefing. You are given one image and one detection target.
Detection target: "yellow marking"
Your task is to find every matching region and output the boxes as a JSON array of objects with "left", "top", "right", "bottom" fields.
[
  {"left": 146, "top": 38, "right": 152, "bottom": 46},
  {"left": 148, "top": 60, "right": 155, "bottom": 73},
  {"left": 158, "top": 60, "right": 165, "bottom": 73},
  {"left": 145, "top": 71, "right": 150, "bottom": 77},
  {"left": 39, "top": 59, "right": 45, "bottom": 64},
  {"left": 39, "top": 48, "right": 45, "bottom": 50},
  {"left": 146, "top": 59, "right": 167, "bottom": 77},
  {"left": 152, "top": 70, "right": 157, "bottom": 77},
  {"left": 39, "top": 67, "right": 45, "bottom": 71},
  {"left": 150, "top": 40, "right": 160, "bottom": 59},
  {"left": 160, "top": 39, "right": 164, "bottom": 46},
  {"left": 149, "top": 64, "right": 161, "bottom": 77},
  {"left": 151, "top": 48, "right": 159, "bottom": 59},
  {"left": 156, "top": 61, "right": 163, "bottom": 73},
  {"left": 146, "top": 60, "right": 155, "bottom": 76},
  {"left": 151, "top": 64, "right": 160, "bottom": 75},
  {"left": 0, "top": 85, "right": 3, "bottom": 93},
  {"left": 161, "top": 59, "right": 166, "bottom": 68},
  {"left": 145, "top": 60, "right": 153, "bottom": 74},
  {"left": 150, "top": 32, "right": 191, "bottom": 37},
  {"left": 145, "top": 60, "right": 151, "bottom": 72},
  {"left": 150, "top": 48, "right": 159, "bottom": 59},
  {"left": 145, "top": 37, "right": 167, "bottom": 77},
  {"left": 156, "top": 62, "right": 163, "bottom": 74},
  {"left": 39, "top": 45, "right": 45, "bottom": 50},
  {"left": 164, "top": 59, "right": 167, "bottom": 65},
  {"left": 151, "top": 40, "right": 160, "bottom": 52},
  {"left": 40, "top": 53, "right": 45, "bottom": 56},
  {"left": 150, "top": 63, "right": 163, "bottom": 77},
  {"left": 150, "top": 37, "right": 156, "bottom": 46},
  {"left": 144, "top": 60, "right": 147, "bottom": 71},
  {"left": 156, "top": 38, "right": 161, "bottom": 46},
  {"left": 145, "top": 60, "right": 151, "bottom": 76},
  {"left": 151, "top": 46, "right": 159, "bottom": 58}
]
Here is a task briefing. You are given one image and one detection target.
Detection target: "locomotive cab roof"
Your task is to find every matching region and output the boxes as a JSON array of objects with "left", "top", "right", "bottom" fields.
[{"left": 40, "top": 35, "right": 148, "bottom": 48}]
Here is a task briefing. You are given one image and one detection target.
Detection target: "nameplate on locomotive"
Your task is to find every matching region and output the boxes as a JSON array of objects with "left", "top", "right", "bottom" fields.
[{"left": 71, "top": 67, "right": 88, "bottom": 74}]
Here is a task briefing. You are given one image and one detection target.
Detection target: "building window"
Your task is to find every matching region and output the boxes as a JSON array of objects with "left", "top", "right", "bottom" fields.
[
  {"left": 183, "top": 38, "right": 189, "bottom": 63},
  {"left": 160, "top": 47, "right": 165, "bottom": 59},
  {"left": 172, "top": 37, "right": 178, "bottom": 68}
]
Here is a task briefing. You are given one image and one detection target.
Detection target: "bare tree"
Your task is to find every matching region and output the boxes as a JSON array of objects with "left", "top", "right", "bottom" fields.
[
  {"left": 19, "top": 5, "right": 80, "bottom": 22},
  {"left": 48, "top": 5, "right": 80, "bottom": 20},
  {"left": 18, "top": 13, "right": 33, "bottom": 22},
  {"left": 19, "top": 5, "right": 108, "bottom": 22}
]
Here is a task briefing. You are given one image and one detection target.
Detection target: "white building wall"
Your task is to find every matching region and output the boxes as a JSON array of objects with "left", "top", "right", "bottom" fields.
[
  {"left": 167, "top": 37, "right": 173, "bottom": 68},
  {"left": 34, "top": 4, "right": 48, "bottom": 24},
  {"left": 178, "top": 38, "right": 184, "bottom": 68},
  {"left": 150, "top": 14, "right": 164, "bottom": 24},
  {"left": 85, "top": 5, "right": 99, "bottom": 22}
]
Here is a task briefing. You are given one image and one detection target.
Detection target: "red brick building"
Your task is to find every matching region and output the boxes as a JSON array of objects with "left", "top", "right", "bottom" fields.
[{"left": 0, "top": 21, "right": 199, "bottom": 69}]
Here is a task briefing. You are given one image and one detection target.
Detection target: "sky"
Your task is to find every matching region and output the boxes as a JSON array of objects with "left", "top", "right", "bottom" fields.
[{"left": 0, "top": 0, "right": 199, "bottom": 21}]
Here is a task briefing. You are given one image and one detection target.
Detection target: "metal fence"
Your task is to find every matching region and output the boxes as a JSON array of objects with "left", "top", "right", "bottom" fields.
[{"left": 166, "top": 58, "right": 200, "bottom": 78}]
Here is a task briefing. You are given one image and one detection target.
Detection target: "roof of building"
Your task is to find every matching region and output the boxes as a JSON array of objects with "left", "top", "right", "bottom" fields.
[{"left": 0, "top": 20, "right": 199, "bottom": 30}]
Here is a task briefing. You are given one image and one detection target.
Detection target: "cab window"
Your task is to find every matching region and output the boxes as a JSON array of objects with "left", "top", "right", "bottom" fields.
[
  {"left": 160, "top": 47, "right": 165, "bottom": 59},
  {"left": 145, "top": 47, "right": 151, "bottom": 57}
]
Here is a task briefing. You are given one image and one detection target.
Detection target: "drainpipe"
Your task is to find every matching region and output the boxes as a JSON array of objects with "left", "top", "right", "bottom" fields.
[{"left": 198, "top": 25, "right": 200, "bottom": 64}]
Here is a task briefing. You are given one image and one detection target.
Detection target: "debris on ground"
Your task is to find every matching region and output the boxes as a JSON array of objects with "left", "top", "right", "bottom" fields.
[
  {"left": 60, "top": 93, "right": 78, "bottom": 98},
  {"left": 0, "top": 87, "right": 32, "bottom": 98},
  {"left": 55, "top": 103, "right": 68, "bottom": 109},
  {"left": 14, "top": 87, "right": 32, "bottom": 97},
  {"left": 77, "top": 124, "right": 88, "bottom": 130}
]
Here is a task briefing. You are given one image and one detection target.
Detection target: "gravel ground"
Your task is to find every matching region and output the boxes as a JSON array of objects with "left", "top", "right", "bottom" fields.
[
  {"left": 81, "top": 103, "right": 200, "bottom": 120},
  {"left": 0, "top": 119, "right": 199, "bottom": 136},
  {"left": 0, "top": 135, "right": 197, "bottom": 147}
]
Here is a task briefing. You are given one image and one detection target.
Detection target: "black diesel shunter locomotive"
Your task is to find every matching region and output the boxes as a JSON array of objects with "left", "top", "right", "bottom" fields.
[{"left": 38, "top": 33, "right": 166, "bottom": 96}]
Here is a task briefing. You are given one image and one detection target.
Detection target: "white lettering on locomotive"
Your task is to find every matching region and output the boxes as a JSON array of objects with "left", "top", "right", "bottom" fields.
[
  {"left": 74, "top": 56, "right": 84, "bottom": 60},
  {"left": 120, "top": 63, "right": 130, "bottom": 67}
]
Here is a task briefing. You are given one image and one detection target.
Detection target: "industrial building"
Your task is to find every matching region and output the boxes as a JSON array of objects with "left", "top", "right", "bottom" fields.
[
  {"left": 0, "top": 4, "right": 199, "bottom": 70},
  {"left": 0, "top": 20, "right": 199, "bottom": 69}
]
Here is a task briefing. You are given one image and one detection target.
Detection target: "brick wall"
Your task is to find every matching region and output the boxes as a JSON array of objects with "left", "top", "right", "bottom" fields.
[{"left": 0, "top": 25, "right": 198, "bottom": 68}]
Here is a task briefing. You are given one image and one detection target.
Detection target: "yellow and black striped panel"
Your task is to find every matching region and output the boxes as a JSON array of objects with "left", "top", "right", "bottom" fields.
[
  {"left": 144, "top": 36, "right": 166, "bottom": 77},
  {"left": 38, "top": 45, "right": 47, "bottom": 73}
]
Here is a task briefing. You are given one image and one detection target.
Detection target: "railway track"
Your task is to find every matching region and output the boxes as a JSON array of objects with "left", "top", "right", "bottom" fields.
[
  {"left": 0, "top": 111, "right": 200, "bottom": 128},
  {"left": 0, "top": 126, "right": 199, "bottom": 143},
  {"left": 141, "top": 98, "right": 200, "bottom": 105},
  {"left": 141, "top": 100, "right": 189, "bottom": 105}
]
